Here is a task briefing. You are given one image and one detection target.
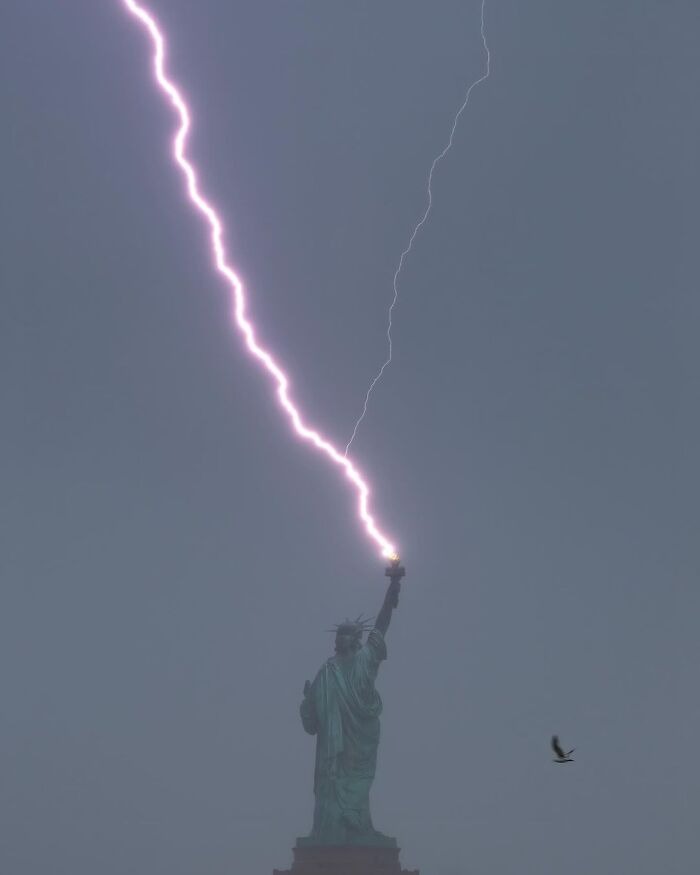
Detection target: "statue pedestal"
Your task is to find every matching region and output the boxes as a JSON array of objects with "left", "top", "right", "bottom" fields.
[{"left": 273, "top": 844, "right": 419, "bottom": 875}]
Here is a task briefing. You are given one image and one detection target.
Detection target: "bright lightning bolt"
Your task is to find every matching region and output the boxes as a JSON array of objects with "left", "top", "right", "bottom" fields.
[
  {"left": 119, "top": 0, "right": 397, "bottom": 560},
  {"left": 345, "top": 0, "right": 491, "bottom": 456}
]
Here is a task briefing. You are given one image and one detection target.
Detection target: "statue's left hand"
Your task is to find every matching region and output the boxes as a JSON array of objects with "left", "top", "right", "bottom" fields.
[{"left": 303, "top": 680, "right": 311, "bottom": 698}]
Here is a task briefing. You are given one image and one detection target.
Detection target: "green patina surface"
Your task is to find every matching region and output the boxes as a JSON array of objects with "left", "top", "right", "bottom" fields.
[
  {"left": 298, "top": 569, "right": 404, "bottom": 848},
  {"left": 299, "top": 627, "right": 395, "bottom": 846}
]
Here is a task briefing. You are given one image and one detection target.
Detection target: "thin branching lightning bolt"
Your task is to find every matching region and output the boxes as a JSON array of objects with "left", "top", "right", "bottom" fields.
[
  {"left": 119, "top": 0, "right": 397, "bottom": 560},
  {"left": 345, "top": 0, "right": 491, "bottom": 456}
]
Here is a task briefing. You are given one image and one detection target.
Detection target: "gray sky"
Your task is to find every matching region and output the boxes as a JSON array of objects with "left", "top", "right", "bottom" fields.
[{"left": 2, "top": 2, "right": 699, "bottom": 873}]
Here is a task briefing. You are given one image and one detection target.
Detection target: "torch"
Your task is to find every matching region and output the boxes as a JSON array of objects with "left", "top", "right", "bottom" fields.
[{"left": 384, "top": 555, "right": 406, "bottom": 607}]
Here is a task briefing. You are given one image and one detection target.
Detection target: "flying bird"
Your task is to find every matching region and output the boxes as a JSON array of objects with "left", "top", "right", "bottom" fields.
[{"left": 551, "top": 735, "right": 575, "bottom": 763}]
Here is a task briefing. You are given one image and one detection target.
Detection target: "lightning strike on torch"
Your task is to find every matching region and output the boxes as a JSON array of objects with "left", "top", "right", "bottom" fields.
[
  {"left": 119, "top": 0, "right": 397, "bottom": 560},
  {"left": 345, "top": 0, "right": 491, "bottom": 456}
]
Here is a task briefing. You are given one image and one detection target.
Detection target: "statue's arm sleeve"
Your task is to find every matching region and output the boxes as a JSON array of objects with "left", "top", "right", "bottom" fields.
[{"left": 362, "top": 628, "right": 387, "bottom": 676}]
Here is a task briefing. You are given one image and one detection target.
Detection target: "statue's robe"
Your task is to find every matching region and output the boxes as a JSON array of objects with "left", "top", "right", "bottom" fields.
[{"left": 299, "top": 629, "right": 393, "bottom": 846}]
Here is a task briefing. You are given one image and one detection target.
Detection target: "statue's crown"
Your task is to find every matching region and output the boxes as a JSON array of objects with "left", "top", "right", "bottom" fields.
[{"left": 332, "top": 614, "right": 373, "bottom": 637}]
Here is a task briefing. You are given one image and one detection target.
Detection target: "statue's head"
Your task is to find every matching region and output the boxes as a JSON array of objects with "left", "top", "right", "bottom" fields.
[{"left": 333, "top": 617, "right": 372, "bottom": 655}]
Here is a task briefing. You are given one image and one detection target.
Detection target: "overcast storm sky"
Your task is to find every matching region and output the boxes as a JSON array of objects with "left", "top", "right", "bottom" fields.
[{"left": 2, "top": 2, "right": 699, "bottom": 874}]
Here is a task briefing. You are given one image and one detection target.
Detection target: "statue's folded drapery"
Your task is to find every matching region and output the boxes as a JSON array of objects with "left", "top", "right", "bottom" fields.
[{"left": 299, "top": 629, "right": 393, "bottom": 846}]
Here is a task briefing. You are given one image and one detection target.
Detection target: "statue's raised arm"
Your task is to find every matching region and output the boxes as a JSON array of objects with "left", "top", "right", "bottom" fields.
[{"left": 374, "top": 556, "right": 406, "bottom": 637}]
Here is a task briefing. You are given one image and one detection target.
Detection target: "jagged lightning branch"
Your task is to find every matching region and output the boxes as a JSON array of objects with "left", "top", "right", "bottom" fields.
[
  {"left": 345, "top": 0, "right": 491, "bottom": 456},
  {"left": 119, "top": 0, "right": 397, "bottom": 559}
]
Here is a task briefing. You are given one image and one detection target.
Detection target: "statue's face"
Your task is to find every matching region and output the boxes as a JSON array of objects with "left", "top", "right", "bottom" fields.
[{"left": 335, "top": 632, "right": 361, "bottom": 655}]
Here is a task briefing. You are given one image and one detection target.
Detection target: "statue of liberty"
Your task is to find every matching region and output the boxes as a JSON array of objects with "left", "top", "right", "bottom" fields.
[{"left": 298, "top": 558, "right": 405, "bottom": 847}]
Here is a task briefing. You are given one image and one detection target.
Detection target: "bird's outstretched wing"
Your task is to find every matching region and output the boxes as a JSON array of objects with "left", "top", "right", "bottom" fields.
[
  {"left": 551, "top": 735, "right": 565, "bottom": 758},
  {"left": 566, "top": 748, "right": 575, "bottom": 756}
]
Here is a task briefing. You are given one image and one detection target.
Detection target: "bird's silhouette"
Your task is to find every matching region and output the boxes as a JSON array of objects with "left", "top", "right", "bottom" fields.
[{"left": 551, "top": 735, "right": 575, "bottom": 763}]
